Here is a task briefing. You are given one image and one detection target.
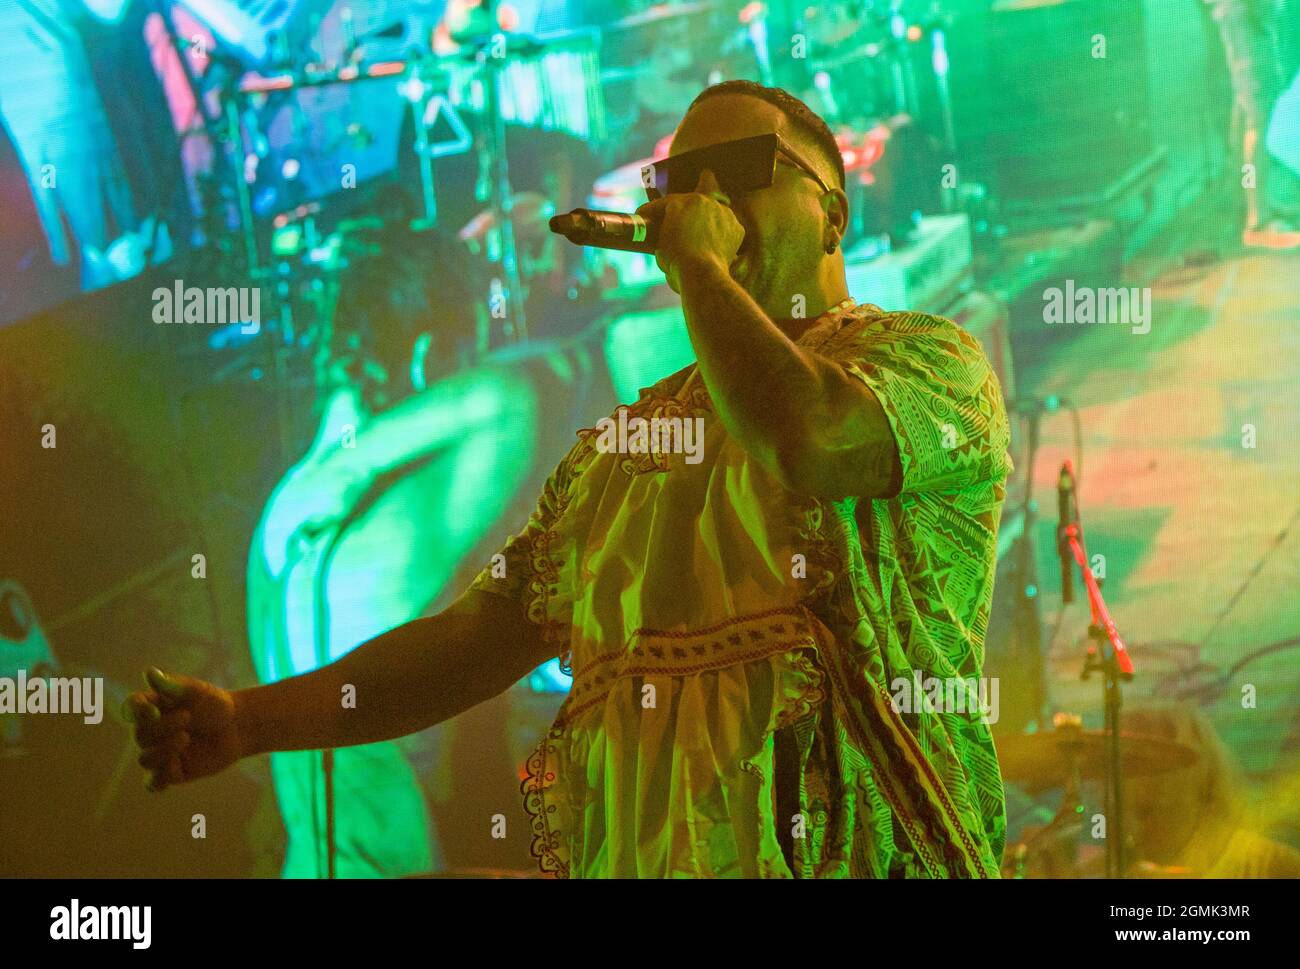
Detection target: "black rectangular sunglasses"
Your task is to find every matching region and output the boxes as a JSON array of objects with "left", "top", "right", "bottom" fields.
[{"left": 640, "top": 133, "right": 833, "bottom": 201}]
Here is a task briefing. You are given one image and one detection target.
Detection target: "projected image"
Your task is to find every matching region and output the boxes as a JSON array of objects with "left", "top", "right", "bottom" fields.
[
  {"left": 0, "top": 0, "right": 186, "bottom": 321},
  {"left": 2, "top": 0, "right": 1300, "bottom": 892}
]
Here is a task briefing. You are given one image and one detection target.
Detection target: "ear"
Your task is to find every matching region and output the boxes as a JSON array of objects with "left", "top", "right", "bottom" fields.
[{"left": 822, "top": 186, "right": 850, "bottom": 240}]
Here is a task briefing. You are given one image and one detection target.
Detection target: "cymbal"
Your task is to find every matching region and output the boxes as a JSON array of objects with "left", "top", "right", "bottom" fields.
[{"left": 998, "top": 722, "right": 1198, "bottom": 792}]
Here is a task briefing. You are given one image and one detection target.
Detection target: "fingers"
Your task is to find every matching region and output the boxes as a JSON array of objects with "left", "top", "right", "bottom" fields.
[
  {"left": 123, "top": 669, "right": 207, "bottom": 792},
  {"left": 635, "top": 196, "right": 667, "bottom": 219},
  {"left": 120, "top": 691, "right": 162, "bottom": 728},
  {"left": 139, "top": 723, "right": 191, "bottom": 792},
  {"left": 693, "top": 167, "right": 731, "bottom": 206},
  {"left": 132, "top": 706, "right": 192, "bottom": 747},
  {"left": 145, "top": 667, "right": 191, "bottom": 708},
  {"left": 124, "top": 684, "right": 193, "bottom": 756},
  {"left": 636, "top": 188, "right": 734, "bottom": 237},
  {"left": 145, "top": 754, "right": 186, "bottom": 793},
  {"left": 137, "top": 730, "right": 191, "bottom": 769}
]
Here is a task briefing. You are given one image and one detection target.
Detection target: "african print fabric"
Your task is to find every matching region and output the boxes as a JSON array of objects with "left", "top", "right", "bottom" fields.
[{"left": 469, "top": 301, "right": 1013, "bottom": 877}]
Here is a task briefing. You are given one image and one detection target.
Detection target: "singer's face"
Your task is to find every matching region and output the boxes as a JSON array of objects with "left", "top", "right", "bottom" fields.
[{"left": 670, "top": 95, "right": 842, "bottom": 317}]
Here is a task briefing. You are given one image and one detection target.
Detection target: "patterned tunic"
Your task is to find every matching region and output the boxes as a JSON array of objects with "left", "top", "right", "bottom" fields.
[{"left": 470, "top": 301, "right": 1013, "bottom": 877}]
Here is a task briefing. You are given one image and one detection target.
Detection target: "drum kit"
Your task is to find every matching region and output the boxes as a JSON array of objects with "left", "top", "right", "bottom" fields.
[
  {"left": 997, "top": 712, "right": 1203, "bottom": 879},
  {"left": 994, "top": 453, "right": 1205, "bottom": 879},
  {"left": 164, "top": 0, "right": 982, "bottom": 358},
  {"left": 166, "top": 0, "right": 624, "bottom": 361}
]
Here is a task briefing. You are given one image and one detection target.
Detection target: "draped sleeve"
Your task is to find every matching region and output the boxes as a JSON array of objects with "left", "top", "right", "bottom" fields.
[
  {"left": 831, "top": 311, "right": 1013, "bottom": 495},
  {"left": 466, "top": 438, "right": 590, "bottom": 661}
]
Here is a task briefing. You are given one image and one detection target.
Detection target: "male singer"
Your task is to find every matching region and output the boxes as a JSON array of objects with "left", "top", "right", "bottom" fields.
[{"left": 126, "top": 81, "right": 1013, "bottom": 878}]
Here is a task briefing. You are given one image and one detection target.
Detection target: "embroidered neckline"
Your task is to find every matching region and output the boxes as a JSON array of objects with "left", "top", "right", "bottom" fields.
[{"left": 797, "top": 297, "right": 860, "bottom": 349}]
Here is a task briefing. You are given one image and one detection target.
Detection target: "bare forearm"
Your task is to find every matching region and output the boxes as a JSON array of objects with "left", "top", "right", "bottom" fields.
[
  {"left": 233, "top": 592, "right": 544, "bottom": 756},
  {"left": 676, "top": 259, "right": 895, "bottom": 495},
  {"left": 678, "top": 261, "right": 823, "bottom": 458}
]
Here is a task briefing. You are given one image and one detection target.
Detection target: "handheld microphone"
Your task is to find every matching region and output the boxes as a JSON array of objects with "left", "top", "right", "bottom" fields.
[
  {"left": 1057, "top": 461, "right": 1075, "bottom": 604},
  {"left": 549, "top": 208, "right": 659, "bottom": 254}
]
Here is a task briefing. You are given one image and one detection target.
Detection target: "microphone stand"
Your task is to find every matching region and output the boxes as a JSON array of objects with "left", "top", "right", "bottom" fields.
[
  {"left": 309, "top": 448, "right": 443, "bottom": 878},
  {"left": 1059, "top": 475, "right": 1135, "bottom": 878},
  {"left": 475, "top": 0, "right": 529, "bottom": 342},
  {"left": 1012, "top": 405, "right": 1048, "bottom": 731}
]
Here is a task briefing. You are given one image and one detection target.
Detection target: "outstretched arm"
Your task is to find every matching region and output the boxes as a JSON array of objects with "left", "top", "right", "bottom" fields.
[{"left": 125, "top": 589, "right": 552, "bottom": 791}]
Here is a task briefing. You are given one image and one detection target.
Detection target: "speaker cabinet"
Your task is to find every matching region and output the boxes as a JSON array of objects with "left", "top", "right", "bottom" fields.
[{"left": 945, "top": 0, "right": 1155, "bottom": 204}]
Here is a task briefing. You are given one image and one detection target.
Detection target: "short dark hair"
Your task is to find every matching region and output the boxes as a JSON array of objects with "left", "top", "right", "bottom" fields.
[{"left": 686, "top": 80, "right": 845, "bottom": 190}]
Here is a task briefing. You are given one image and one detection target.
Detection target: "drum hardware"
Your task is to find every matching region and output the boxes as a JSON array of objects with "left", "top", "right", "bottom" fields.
[
  {"left": 998, "top": 717, "right": 1198, "bottom": 794},
  {"left": 402, "top": 80, "right": 474, "bottom": 230},
  {"left": 473, "top": 10, "right": 529, "bottom": 342},
  {"left": 1057, "top": 473, "right": 1137, "bottom": 879},
  {"left": 999, "top": 713, "right": 1200, "bottom": 878},
  {"left": 239, "top": 52, "right": 474, "bottom": 232},
  {"left": 174, "top": 0, "right": 321, "bottom": 70},
  {"left": 197, "top": 32, "right": 534, "bottom": 346},
  {"left": 237, "top": 57, "right": 411, "bottom": 94},
  {"left": 440, "top": 29, "right": 606, "bottom": 142},
  {"left": 415, "top": 24, "right": 608, "bottom": 344}
]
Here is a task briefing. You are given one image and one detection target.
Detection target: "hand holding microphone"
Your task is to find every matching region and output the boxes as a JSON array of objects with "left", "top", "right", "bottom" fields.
[
  {"left": 548, "top": 208, "right": 660, "bottom": 254},
  {"left": 550, "top": 168, "right": 746, "bottom": 293}
]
